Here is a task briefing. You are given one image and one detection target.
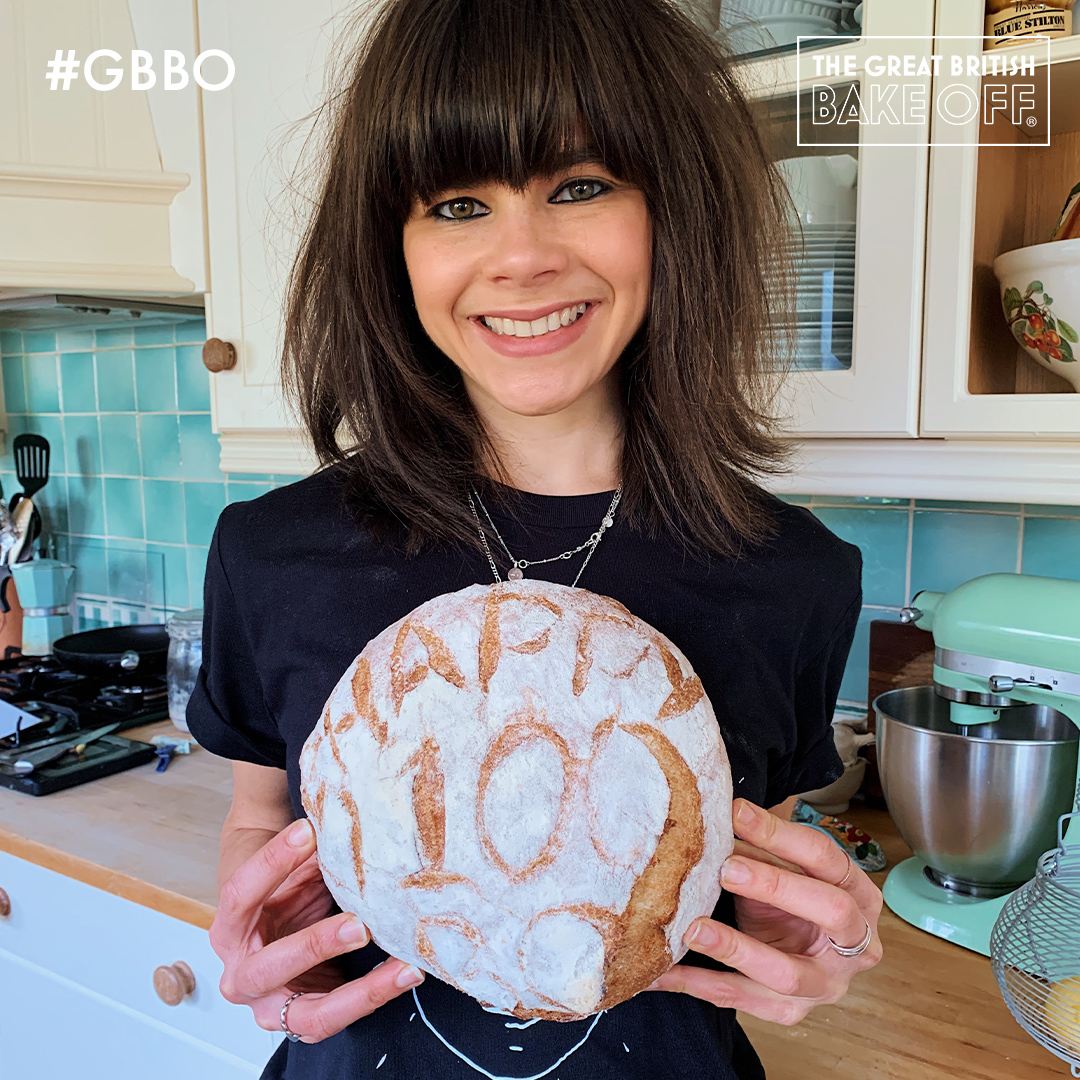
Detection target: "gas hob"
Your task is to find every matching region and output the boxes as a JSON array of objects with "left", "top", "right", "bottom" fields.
[{"left": 0, "top": 649, "right": 167, "bottom": 795}]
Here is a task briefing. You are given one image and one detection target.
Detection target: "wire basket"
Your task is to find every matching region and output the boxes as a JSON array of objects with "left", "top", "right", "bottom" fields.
[{"left": 991, "top": 812, "right": 1080, "bottom": 1077}]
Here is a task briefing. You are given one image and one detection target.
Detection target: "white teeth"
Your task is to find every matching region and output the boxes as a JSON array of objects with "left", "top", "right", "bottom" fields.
[{"left": 481, "top": 303, "right": 588, "bottom": 338}]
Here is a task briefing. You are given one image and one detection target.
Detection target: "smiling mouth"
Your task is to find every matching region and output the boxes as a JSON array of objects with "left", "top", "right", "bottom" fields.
[{"left": 478, "top": 303, "right": 590, "bottom": 339}]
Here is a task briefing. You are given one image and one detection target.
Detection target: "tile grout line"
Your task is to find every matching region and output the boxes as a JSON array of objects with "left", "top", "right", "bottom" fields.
[
  {"left": 904, "top": 498, "right": 914, "bottom": 604},
  {"left": 1017, "top": 504, "right": 1025, "bottom": 574}
]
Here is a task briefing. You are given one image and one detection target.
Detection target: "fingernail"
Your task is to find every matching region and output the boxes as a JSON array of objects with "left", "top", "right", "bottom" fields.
[
  {"left": 685, "top": 919, "right": 717, "bottom": 948},
  {"left": 645, "top": 978, "right": 663, "bottom": 991},
  {"left": 338, "top": 917, "right": 369, "bottom": 945},
  {"left": 721, "top": 857, "right": 751, "bottom": 884},
  {"left": 288, "top": 819, "right": 314, "bottom": 846},
  {"left": 395, "top": 963, "right": 425, "bottom": 989},
  {"left": 734, "top": 801, "right": 755, "bottom": 825}
]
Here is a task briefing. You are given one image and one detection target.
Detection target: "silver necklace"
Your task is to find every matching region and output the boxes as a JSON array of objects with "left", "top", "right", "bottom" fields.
[{"left": 467, "top": 486, "right": 622, "bottom": 588}]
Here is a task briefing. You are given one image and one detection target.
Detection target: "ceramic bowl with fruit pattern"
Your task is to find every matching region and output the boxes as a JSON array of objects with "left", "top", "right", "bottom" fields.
[{"left": 994, "top": 238, "right": 1080, "bottom": 391}]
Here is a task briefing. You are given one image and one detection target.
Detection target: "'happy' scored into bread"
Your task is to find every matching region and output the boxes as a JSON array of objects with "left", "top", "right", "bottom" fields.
[{"left": 299, "top": 580, "right": 733, "bottom": 1020}]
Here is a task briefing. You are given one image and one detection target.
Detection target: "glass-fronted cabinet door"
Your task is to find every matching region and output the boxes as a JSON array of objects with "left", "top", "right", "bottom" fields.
[
  {"left": 722, "top": 0, "right": 935, "bottom": 436},
  {"left": 921, "top": 0, "right": 1080, "bottom": 439}
]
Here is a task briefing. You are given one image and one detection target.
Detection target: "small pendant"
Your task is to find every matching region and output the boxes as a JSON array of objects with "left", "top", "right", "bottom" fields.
[{"left": 508, "top": 567, "right": 524, "bottom": 581}]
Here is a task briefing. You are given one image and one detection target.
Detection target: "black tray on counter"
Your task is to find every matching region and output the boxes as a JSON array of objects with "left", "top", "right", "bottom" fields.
[{"left": 0, "top": 733, "right": 157, "bottom": 796}]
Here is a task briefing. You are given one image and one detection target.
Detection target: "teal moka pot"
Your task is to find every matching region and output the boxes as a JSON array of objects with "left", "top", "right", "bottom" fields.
[
  {"left": 10, "top": 558, "right": 75, "bottom": 655},
  {"left": 875, "top": 574, "right": 1080, "bottom": 956}
]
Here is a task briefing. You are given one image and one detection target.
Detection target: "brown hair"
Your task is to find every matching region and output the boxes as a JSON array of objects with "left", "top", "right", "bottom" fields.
[{"left": 281, "top": 0, "right": 796, "bottom": 557}]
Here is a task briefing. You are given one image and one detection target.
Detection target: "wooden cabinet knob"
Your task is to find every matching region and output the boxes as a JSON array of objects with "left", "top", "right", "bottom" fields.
[
  {"left": 0, "top": 886, "right": 9, "bottom": 918},
  {"left": 153, "top": 960, "right": 196, "bottom": 1006},
  {"left": 202, "top": 338, "right": 237, "bottom": 372}
]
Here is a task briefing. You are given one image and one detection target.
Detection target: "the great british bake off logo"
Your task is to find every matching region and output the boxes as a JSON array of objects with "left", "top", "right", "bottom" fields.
[{"left": 796, "top": 36, "right": 1050, "bottom": 147}]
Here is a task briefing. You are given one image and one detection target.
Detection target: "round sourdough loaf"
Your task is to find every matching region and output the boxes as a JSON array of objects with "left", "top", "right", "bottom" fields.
[{"left": 299, "top": 579, "right": 733, "bottom": 1020}]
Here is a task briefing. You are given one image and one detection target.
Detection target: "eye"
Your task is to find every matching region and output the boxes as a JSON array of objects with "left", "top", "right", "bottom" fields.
[
  {"left": 553, "top": 178, "right": 610, "bottom": 203},
  {"left": 432, "top": 197, "right": 487, "bottom": 221}
]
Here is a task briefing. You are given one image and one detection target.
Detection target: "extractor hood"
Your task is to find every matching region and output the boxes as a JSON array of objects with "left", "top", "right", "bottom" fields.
[{"left": 0, "top": 294, "right": 205, "bottom": 330}]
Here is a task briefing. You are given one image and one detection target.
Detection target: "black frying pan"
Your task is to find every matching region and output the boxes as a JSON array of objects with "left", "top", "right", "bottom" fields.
[{"left": 52, "top": 625, "right": 170, "bottom": 678}]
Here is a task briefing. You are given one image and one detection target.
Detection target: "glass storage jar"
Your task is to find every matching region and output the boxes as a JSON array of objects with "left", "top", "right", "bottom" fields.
[{"left": 166, "top": 608, "right": 203, "bottom": 733}]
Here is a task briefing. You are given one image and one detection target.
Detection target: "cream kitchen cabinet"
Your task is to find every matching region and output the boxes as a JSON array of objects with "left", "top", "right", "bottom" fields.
[
  {"left": 732, "top": 0, "right": 936, "bottom": 439},
  {"left": 0, "top": 0, "right": 204, "bottom": 296},
  {"left": 921, "top": 0, "right": 1080, "bottom": 439},
  {"left": 197, "top": 0, "right": 367, "bottom": 475},
  {"left": 0, "top": 849, "right": 281, "bottom": 1078}
]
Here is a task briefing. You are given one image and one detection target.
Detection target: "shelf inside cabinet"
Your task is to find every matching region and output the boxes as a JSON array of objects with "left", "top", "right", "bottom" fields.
[{"left": 968, "top": 53, "right": 1080, "bottom": 397}]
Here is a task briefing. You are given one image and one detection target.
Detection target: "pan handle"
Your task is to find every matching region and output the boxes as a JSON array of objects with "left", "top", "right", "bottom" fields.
[{"left": 0, "top": 568, "right": 11, "bottom": 614}]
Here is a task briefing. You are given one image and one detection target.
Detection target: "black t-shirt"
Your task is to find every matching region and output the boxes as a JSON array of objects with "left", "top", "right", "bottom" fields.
[{"left": 186, "top": 467, "right": 861, "bottom": 1080}]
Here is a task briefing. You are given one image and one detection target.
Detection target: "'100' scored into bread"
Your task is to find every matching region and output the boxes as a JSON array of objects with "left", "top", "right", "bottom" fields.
[{"left": 299, "top": 579, "right": 733, "bottom": 1020}]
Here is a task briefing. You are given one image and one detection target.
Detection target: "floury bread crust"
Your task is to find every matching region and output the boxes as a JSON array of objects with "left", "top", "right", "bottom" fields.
[{"left": 299, "top": 580, "right": 733, "bottom": 1020}]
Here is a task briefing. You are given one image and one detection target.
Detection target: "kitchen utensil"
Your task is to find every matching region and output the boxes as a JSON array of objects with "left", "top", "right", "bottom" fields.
[
  {"left": 991, "top": 811, "right": 1080, "bottom": 1077},
  {"left": 10, "top": 559, "right": 75, "bottom": 654},
  {"left": 876, "top": 686, "right": 1077, "bottom": 893},
  {"left": 10, "top": 433, "right": 50, "bottom": 557},
  {"left": 9, "top": 721, "right": 121, "bottom": 775},
  {"left": 11, "top": 433, "right": 49, "bottom": 502},
  {"left": 52, "top": 624, "right": 170, "bottom": 678},
  {"left": 166, "top": 608, "right": 203, "bottom": 733},
  {"left": 6, "top": 498, "right": 34, "bottom": 567},
  {"left": 994, "top": 238, "right": 1080, "bottom": 391},
  {"left": 878, "top": 573, "right": 1080, "bottom": 957}
]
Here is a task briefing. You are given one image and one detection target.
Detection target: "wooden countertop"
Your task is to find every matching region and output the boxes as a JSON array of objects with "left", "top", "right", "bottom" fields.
[
  {"left": 0, "top": 738, "right": 1068, "bottom": 1076},
  {"left": 0, "top": 720, "right": 228, "bottom": 929}
]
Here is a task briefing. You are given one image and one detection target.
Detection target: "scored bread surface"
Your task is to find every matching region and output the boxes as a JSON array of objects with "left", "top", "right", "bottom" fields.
[{"left": 299, "top": 580, "right": 733, "bottom": 1020}]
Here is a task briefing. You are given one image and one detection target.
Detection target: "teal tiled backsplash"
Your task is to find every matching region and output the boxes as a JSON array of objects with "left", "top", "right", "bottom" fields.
[
  {"left": 0, "top": 323, "right": 294, "bottom": 627},
  {"left": 2, "top": 321, "right": 1077, "bottom": 685},
  {"left": 781, "top": 495, "right": 1080, "bottom": 707}
]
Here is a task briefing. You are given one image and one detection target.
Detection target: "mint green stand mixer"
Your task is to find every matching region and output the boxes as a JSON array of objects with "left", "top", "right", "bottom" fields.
[{"left": 876, "top": 573, "right": 1080, "bottom": 958}]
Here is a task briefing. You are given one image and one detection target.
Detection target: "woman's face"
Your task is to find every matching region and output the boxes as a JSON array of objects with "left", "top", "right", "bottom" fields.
[{"left": 402, "top": 165, "right": 651, "bottom": 420}]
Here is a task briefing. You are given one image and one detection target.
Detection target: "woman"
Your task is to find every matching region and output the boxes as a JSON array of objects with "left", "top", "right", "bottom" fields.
[{"left": 186, "top": 0, "right": 882, "bottom": 1076}]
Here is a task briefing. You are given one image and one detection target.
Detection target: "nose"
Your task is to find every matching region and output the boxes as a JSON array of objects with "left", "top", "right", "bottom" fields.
[{"left": 481, "top": 199, "right": 569, "bottom": 286}]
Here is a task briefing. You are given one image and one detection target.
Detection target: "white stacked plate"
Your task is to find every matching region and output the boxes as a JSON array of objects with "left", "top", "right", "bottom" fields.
[{"left": 766, "top": 223, "right": 856, "bottom": 370}]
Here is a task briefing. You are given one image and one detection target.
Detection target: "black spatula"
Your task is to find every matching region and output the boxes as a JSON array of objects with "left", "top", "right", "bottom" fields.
[
  {"left": 12, "top": 433, "right": 50, "bottom": 502},
  {"left": 10, "top": 433, "right": 50, "bottom": 557}
]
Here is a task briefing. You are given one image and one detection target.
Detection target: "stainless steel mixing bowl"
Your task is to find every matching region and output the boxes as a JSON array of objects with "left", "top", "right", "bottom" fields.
[{"left": 875, "top": 686, "right": 1079, "bottom": 897}]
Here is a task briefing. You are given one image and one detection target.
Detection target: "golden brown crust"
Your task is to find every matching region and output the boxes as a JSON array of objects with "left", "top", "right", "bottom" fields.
[
  {"left": 351, "top": 658, "right": 388, "bottom": 746},
  {"left": 596, "top": 721, "right": 704, "bottom": 1008},
  {"left": 410, "top": 735, "right": 446, "bottom": 870},
  {"left": 338, "top": 788, "right": 365, "bottom": 896}
]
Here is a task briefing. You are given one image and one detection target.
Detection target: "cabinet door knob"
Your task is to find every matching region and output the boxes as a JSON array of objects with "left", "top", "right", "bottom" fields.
[
  {"left": 202, "top": 338, "right": 237, "bottom": 372},
  {"left": 153, "top": 960, "right": 196, "bottom": 1005},
  {"left": 0, "top": 886, "right": 9, "bottom": 918}
]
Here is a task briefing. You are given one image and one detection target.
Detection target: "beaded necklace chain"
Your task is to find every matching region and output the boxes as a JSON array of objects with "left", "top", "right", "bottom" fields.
[{"left": 467, "top": 486, "right": 622, "bottom": 588}]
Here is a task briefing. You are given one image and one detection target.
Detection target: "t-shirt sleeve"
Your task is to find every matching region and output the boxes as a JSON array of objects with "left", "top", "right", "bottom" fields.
[
  {"left": 185, "top": 509, "right": 288, "bottom": 770},
  {"left": 765, "top": 588, "right": 862, "bottom": 807}
]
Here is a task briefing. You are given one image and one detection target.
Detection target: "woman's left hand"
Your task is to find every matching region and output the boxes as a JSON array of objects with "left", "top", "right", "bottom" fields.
[{"left": 648, "top": 798, "right": 883, "bottom": 1026}]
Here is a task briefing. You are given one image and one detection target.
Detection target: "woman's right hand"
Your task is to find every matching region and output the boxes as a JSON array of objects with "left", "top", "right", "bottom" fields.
[{"left": 209, "top": 818, "right": 425, "bottom": 1043}]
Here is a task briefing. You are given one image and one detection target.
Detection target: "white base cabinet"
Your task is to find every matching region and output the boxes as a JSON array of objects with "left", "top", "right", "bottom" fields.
[{"left": 0, "top": 850, "right": 281, "bottom": 1079}]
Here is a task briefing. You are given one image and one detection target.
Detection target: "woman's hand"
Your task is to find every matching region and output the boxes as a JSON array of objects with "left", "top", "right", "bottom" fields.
[
  {"left": 209, "top": 818, "right": 425, "bottom": 1043},
  {"left": 648, "top": 798, "right": 883, "bottom": 1026}
]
